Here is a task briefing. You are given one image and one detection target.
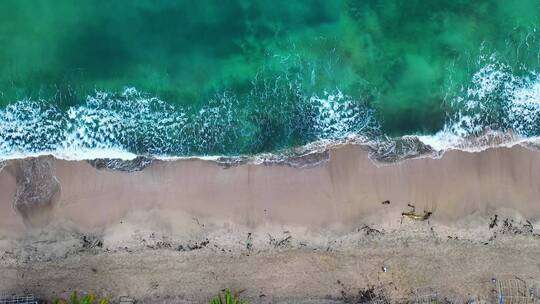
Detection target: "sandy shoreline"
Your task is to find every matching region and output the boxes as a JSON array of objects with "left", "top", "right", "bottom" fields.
[
  {"left": 1, "top": 144, "right": 539, "bottom": 302},
  {"left": 2, "top": 144, "right": 540, "bottom": 231}
]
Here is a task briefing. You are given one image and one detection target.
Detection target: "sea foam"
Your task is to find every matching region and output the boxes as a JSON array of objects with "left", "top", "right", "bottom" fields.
[{"left": 2, "top": 53, "right": 540, "bottom": 162}]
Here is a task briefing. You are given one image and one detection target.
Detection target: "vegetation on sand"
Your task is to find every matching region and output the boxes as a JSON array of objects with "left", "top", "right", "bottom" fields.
[
  {"left": 53, "top": 291, "right": 108, "bottom": 304},
  {"left": 209, "top": 289, "right": 248, "bottom": 304}
]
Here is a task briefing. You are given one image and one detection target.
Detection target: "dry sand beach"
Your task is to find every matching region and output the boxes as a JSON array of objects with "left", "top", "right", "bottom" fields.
[{"left": 0, "top": 144, "right": 539, "bottom": 302}]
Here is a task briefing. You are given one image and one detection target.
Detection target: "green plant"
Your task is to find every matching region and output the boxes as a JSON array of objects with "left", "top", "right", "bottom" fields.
[
  {"left": 53, "top": 291, "right": 108, "bottom": 304},
  {"left": 209, "top": 289, "right": 248, "bottom": 304}
]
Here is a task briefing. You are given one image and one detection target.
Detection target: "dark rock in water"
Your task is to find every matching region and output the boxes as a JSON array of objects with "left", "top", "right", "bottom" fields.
[
  {"left": 87, "top": 156, "right": 154, "bottom": 172},
  {"left": 8, "top": 156, "right": 61, "bottom": 226},
  {"left": 215, "top": 149, "right": 330, "bottom": 168},
  {"left": 279, "top": 150, "right": 330, "bottom": 168},
  {"left": 367, "top": 136, "right": 437, "bottom": 163},
  {"left": 215, "top": 156, "right": 250, "bottom": 168}
]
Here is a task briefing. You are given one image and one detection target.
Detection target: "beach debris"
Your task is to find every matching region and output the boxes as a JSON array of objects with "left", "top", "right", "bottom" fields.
[
  {"left": 81, "top": 235, "right": 103, "bottom": 249},
  {"left": 268, "top": 232, "right": 292, "bottom": 249},
  {"left": 141, "top": 233, "right": 173, "bottom": 250},
  {"left": 147, "top": 240, "right": 172, "bottom": 250},
  {"left": 522, "top": 221, "right": 534, "bottom": 234},
  {"left": 275, "top": 235, "right": 292, "bottom": 248},
  {"left": 493, "top": 275, "right": 536, "bottom": 304},
  {"left": 381, "top": 200, "right": 390, "bottom": 205},
  {"left": 407, "top": 288, "right": 440, "bottom": 304},
  {"left": 0, "top": 294, "right": 39, "bottom": 304},
  {"left": 192, "top": 217, "right": 205, "bottom": 228},
  {"left": 429, "top": 227, "right": 440, "bottom": 244},
  {"left": 360, "top": 225, "right": 384, "bottom": 237},
  {"left": 337, "top": 280, "right": 390, "bottom": 304},
  {"left": 400, "top": 203, "right": 433, "bottom": 224},
  {"left": 489, "top": 217, "right": 535, "bottom": 240},
  {"left": 176, "top": 238, "right": 210, "bottom": 251},
  {"left": 530, "top": 281, "right": 540, "bottom": 302},
  {"left": 489, "top": 214, "right": 499, "bottom": 229},
  {"left": 119, "top": 296, "right": 135, "bottom": 304},
  {"left": 246, "top": 233, "right": 253, "bottom": 251},
  {"left": 276, "top": 236, "right": 292, "bottom": 248}
]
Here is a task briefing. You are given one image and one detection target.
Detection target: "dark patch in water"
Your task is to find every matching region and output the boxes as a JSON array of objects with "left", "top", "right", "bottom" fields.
[
  {"left": 8, "top": 156, "right": 61, "bottom": 226},
  {"left": 87, "top": 156, "right": 154, "bottom": 172},
  {"left": 367, "top": 136, "right": 437, "bottom": 163},
  {"left": 278, "top": 150, "right": 331, "bottom": 168},
  {"left": 215, "top": 149, "right": 330, "bottom": 168}
]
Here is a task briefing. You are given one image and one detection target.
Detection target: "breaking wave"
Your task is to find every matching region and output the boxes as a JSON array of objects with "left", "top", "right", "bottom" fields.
[
  {"left": 2, "top": 52, "right": 540, "bottom": 162},
  {"left": 416, "top": 53, "right": 540, "bottom": 155},
  {"left": 0, "top": 87, "right": 378, "bottom": 160}
]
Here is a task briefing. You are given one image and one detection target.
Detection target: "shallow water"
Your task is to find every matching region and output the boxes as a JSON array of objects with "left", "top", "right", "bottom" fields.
[{"left": 0, "top": 0, "right": 539, "bottom": 158}]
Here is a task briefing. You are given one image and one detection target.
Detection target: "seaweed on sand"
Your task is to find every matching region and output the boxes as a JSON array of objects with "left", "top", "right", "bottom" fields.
[{"left": 337, "top": 281, "right": 390, "bottom": 304}]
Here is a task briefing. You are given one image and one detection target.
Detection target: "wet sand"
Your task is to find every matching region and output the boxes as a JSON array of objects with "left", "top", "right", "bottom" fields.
[{"left": 2, "top": 144, "right": 540, "bottom": 231}]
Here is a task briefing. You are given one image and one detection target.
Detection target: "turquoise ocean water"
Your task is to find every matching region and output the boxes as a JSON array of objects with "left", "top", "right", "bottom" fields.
[{"left": 1, "top": 0, "right": 539, "bottom": 159}]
